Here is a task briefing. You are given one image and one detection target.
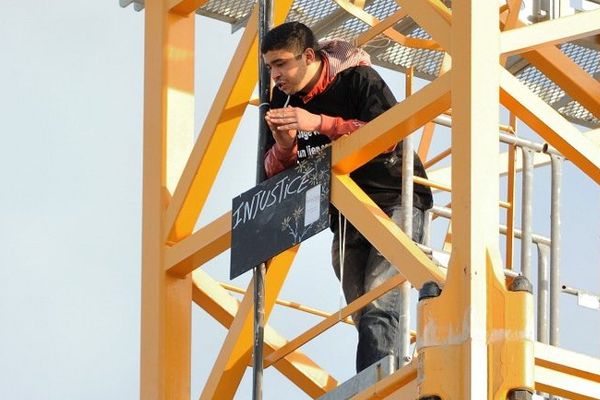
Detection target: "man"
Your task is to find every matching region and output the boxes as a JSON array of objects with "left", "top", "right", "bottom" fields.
[{"left": 261, "top": 21, "right": 433, "bottom": 373}]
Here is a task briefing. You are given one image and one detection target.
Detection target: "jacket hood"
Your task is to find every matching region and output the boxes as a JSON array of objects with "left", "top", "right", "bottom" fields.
[{"left": 319, "top": 39, "right": 371, "bottom": 79}]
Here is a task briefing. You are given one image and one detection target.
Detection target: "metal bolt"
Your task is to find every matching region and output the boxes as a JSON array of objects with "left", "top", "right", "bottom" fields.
[
  {"left": 507, "top": 388, "right": 534, "bottom": 400},
  {"left": 419, "top": 281, "right": 442, "bottom": 301},
  {"left": 509, "top": 275, "right": 533, "bottom": 293}
]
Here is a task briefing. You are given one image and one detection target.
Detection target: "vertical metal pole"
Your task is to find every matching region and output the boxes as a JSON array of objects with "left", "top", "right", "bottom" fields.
[
  {"left": 397, "top": 67, "right": 414, "bottom": 368},
  {"left": 532, "top": 0, "right": 541, "bottom": 21},
  {"left": 423, "top": 209, "right": 432, "bottom": 248},
  {"left": 520, "top": 147, "right": 534, "bottom": 281},
  {"left": 536, "top": 242, "right": 550, "bottom": 399},
  {"left": 252, "top": 265, "right": 265, "bottom": 400},
  {"left": 547, "top": 154, "right": 563, "bottom": 400},
  {"left": 549, "top": 155, "right": 562, "bottom": 347},
  {"left": 505, "top": 113, "right": 517, "bottom": 270},
  {"left": 254, "top": 1, "right": 272, "bottom": 398},
  {"left": 256, "top": 0, "right": 272, "bottom": 185},
  {"left": 536, "top": 244, "right": 549, "bottom": 344}
]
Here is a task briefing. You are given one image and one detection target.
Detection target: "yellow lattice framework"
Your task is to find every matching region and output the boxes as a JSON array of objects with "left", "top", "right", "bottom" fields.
[{"left": 135, "top": 0, "right": 600, "bottom": 398}]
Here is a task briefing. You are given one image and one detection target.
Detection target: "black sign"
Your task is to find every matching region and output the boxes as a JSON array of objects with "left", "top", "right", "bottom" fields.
[{"left": 230, "top": 147, "right": 331, "bottom": 279}]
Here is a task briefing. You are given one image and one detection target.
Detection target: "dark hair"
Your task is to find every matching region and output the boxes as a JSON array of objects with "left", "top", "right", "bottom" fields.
[{"left": 261, "top": 21, "right": 318, "bottom": 55}]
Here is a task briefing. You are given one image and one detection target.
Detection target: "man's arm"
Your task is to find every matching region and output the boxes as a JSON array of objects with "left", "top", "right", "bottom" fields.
[
  {"left": 267, "top": 107, "right": 366, "bottom": 140},
  {"left": 319, "top": 115, "right": 366, "bottom": 140},
  {"left": 264, "top": 110, "right": 365, "bottom": 177},
  {"left": 264, "top": 140, "right": 297, "bottom": 177}
]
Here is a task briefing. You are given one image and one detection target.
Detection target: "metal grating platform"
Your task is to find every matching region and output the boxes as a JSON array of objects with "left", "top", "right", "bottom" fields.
[{"left": 121, "top": 0, "right": 600, "bottom": 128}]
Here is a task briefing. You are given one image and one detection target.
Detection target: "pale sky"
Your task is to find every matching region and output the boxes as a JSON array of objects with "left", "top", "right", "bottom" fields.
[{"left": 1, "top": 2, "right": 598, "bottom": 399}]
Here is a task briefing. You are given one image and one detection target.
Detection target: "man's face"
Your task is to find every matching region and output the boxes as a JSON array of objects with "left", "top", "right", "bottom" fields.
[{"left": 263, "top": 48, "right": 309, "bottom": 95}]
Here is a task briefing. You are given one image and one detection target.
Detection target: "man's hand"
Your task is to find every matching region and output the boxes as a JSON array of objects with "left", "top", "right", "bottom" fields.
[
  {"left": 265, "top": 112, "right": 297, "bottom": 151},
  {"left": 266, "top": 107, "right": 322, "bottom": 133}
]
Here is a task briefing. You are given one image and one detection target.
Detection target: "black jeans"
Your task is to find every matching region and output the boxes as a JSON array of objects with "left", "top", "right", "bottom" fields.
[{"left": 331, "top": 206, "right": 425, "bottom": 372}]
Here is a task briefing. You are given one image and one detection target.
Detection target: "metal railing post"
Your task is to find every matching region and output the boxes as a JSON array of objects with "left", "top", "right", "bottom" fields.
[
  {"left": 398, "top": 133, "right": 413, "bottom": 368},
  {"left": 549, "top": 155, "right": 563, "bottom": 347},
  {"left": 423, "top": 209, "right": 432, "bottom": 248},
  {"left": 396, "top": 69, "right": 415, "bottom": 368},
  {"left": 253, "top": 1, "right": 272, "bottom": 398},
  {"left": 537, "top": 244, "right": 550, "bottom": 344},
  {"left": 520, "top": 148, "right": 534, "bottom": 280}
]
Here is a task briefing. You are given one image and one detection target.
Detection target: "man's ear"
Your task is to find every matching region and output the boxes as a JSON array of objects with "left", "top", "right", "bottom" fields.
[{"left": 304, "top": 48, "right": 317, "bottom": 64}]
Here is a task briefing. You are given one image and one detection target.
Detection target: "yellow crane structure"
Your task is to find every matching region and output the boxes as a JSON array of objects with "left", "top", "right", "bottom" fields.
[{"left": 123, "top": 0, "right": 600, "bottom": 398}]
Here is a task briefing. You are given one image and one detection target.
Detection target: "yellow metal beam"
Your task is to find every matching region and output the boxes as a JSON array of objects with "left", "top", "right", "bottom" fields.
[
  {"left": 163, "top": 5, "right": 258, "bottom": 243},
  {"left": 164, "top": 1, "right": 294, "bottom": 244},
  {"left": 165, "top": 211, "right": 231, "bottom": 276},
  {"left": 219, "top": 282, "right": 354, "bottom": 325},
  {"left": 445, "top": 0, "right": 500, "bottom": 395},
  {"left": 417, "top": 1, "right": 537, "bottom": 398},
  {"left": 501, "top": 9, "right": 600, "bottom": 57},
  {"left": 417, "top": 122, "right": 436, "bottom": 161},
  {"left": 503, "top": 0, "right": 522, "bottom": 29},
  {"left": 423, "top": 146, "right": 451, "bottom": 169},
  {"left": 332, "top": 72, "right": 451, "bottom": 174},
  {"left": 382, "top": 380, "right": 417, "bottom": 400},
  {"left": 352, "top": 359, "right": 417, "bottom": 400},
  {"left": 191, "top": 269, "right": 338, "bottom": 398},
  {"left": 339, "top": 1, "right": 440, "bottom": 50},
  {"left": 140, "top": 4, "right": 195, "bottom": 400},
  {"left": 264, "top": 273, "right": 413, "bottom": 368},
  {"left": 497, "top": 10, "right": 600, "bottom": 120},
  {"left": 499, "top": 0, "right": 523, "bottom": 66},
  {"left": 535, "top": 366, "right": 600, "bottom": 399},
  {"left": 517, "top": 33, "right": 600, "bottom": 119},
  {"left": 500, "top": 67, "right": 600, "bottom": 185},
  {"left": 535, "top": 342, "right": 600, "bottom": 386},
  {"left": 199, "top": 246, "right": 298, "bottom": 400},
  {"left": 394, "top": 0, "right": 451, "bottom": 50},
  {"left": 168, "top": 0, "right": 209, "bottom": 16},
  {"left": 354, "top": 9, "right": 409, "bottom": 47},
  {"left": 498, "top": 6, "right": 600, "bottom": 122},
  {"left": 331, "top": 173, "right": 446, "bottom": 288}
]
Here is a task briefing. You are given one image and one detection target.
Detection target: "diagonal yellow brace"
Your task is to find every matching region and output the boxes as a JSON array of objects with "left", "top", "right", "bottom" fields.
[
  {"left": 521, "top": 45, "right": 600, "bottom": 119},
  {"left": 164, "top": 0, "right": 294, "bottom": 244},
  {"left": 191, "top": 269, "right": 338, "bottom": 398},
  {"left": 352, "top": 359, "right": 417, "bottom": 400},
  {"left": 337, "top": 1, "right": 440, "bottom": 50},
  {"left": 354, "top": 9, "right": 409, "bottom": 47},
  {"left": 499, "top": 66, "right": 600, "bottom": 185},
  {"left": 501, "top": 17, "right": 600, "bottom": 120},
  {"left": 332, "top": 72, "right": 451, "bottom": 174},
  {"left": 199, "top": 246, "right": 299, "bottom": 400},
  {"left": 331, "top": 173, "right": 445, "bottom": 289},
  {"left": 263, "top": 274, "right": 412, "bottom": 369},
  {"left": 500, "top": 9, "right": 600, "bottom": 57},
  {"left": 165, "top": 211, "right": 231, "bottom": 276},
  {"left": 394, "top": 0, "right": 451, "bottom": 51}
]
